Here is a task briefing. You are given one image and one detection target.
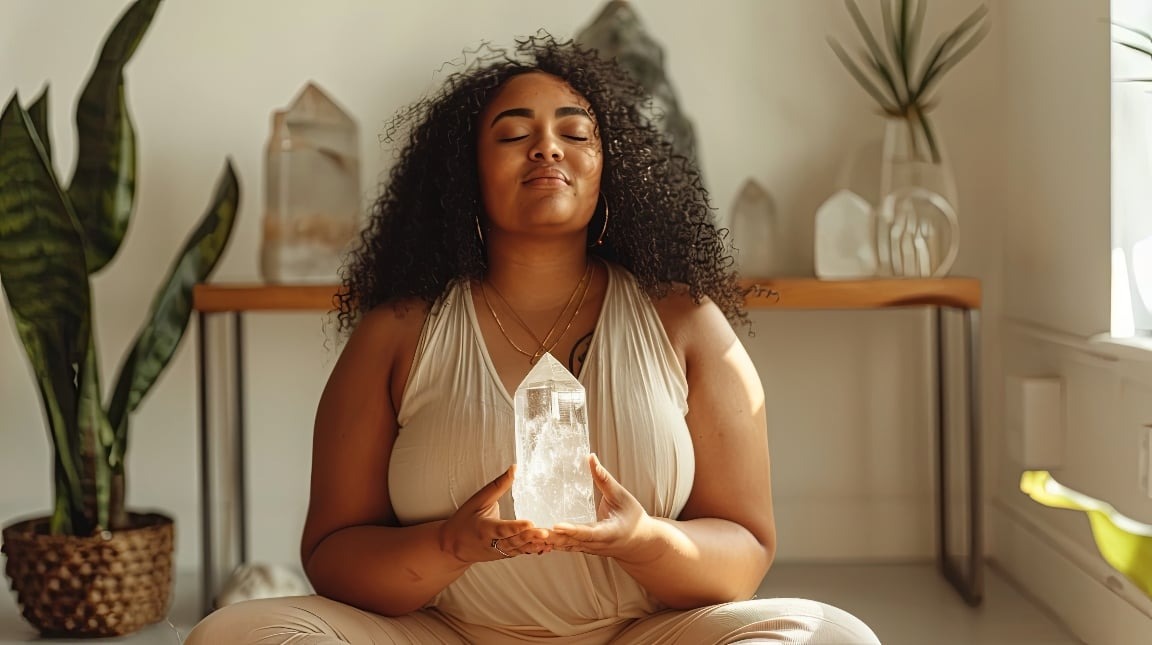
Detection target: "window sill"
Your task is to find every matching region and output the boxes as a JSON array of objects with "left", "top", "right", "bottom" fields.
[{"left": 1089, "top": 333, "right": 1152, "bottom": 361}]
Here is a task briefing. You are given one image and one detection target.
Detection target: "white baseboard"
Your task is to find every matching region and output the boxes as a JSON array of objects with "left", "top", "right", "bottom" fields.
[{"left": 991, "top": 500, "right": 1152, "bottom": 644}]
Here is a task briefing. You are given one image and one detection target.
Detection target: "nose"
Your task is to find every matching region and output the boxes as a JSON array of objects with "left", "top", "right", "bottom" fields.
[{"left": 529, "top": 133, "right": 564, "bottom": 162}]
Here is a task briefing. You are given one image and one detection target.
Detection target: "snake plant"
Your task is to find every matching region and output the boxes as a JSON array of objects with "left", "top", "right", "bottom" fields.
[
  {"left": 0, "top": 0, "right": 240, "bottom": 536},
  {"left": 828, "top": 0, "right": 990, "bottom": 164}
]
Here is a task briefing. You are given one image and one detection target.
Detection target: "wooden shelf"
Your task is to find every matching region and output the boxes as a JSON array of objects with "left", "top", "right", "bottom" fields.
[
  {"left": 192, "top": 284, "right": 344, "bottom": 313},
  {"left": 738, "top": 277, "right": 981, "bottom": 310},
  {"left": 193, "top": 277, "right": 981, "bottom": 313}
]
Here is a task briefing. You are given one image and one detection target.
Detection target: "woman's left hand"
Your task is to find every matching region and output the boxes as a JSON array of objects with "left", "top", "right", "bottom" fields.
[{"left": 548, "top": 454, "right": 660, "bottom": 564}]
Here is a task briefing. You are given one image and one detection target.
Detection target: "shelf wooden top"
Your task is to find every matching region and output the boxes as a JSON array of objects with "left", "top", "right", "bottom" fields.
[
  {"left": 194, "top": 277, "right": 980, "bottom": 313},
  {"left": 738, "top": 277, "right": 981, "bottom": 310},
  {"left": 192, "top": 284, "right": 344, "bottom": 313}
]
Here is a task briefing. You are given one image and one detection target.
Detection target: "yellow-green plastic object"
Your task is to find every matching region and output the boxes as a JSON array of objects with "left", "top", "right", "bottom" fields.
[{"left": 1020, "top": 470, "right": 1152, "bottom": 598}]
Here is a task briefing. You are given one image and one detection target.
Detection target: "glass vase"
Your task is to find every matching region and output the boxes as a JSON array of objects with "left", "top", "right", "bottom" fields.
[{"left": 876, "top": 115, "right": 960, "bottom": 277}]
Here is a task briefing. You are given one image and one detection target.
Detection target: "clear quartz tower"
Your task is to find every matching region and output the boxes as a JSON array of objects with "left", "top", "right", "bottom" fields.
[
  {"left": 512, "top": 353, "right": 596, "bottom": 528},
  {"left": 261, "top": 82, "right": 361, "bottom": 284}
]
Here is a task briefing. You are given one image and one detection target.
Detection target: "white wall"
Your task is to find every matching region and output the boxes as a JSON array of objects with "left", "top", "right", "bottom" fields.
[{"left": 0, "top": 0, "right": 1000, "bottom": 577}]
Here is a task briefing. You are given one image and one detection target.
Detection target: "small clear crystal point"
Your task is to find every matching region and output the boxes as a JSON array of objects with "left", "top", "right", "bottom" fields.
[{"left": 512, "top": 353, "right": 596, "bottom": 528}]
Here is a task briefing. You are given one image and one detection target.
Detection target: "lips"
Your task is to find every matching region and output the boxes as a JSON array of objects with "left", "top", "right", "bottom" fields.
[{"left": 522, "top": 168, "right": 570, "bottom": 185}]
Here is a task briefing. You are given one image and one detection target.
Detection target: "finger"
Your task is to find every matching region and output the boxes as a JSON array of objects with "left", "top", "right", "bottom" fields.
[
  {"left": 509, "top": 534, "right": 552, "bottom": 555},
  {"left": 489, "top": 536, "right": 517, "bottom": 559},
  {"left": 485, "top": 518, "right": 535, "bottom": 540},
  {"left": 495, "top": 523, "right": 547, "bottom": 542},
  {"left": 588, "top": 454, "right": 623, "bottom": 499},
  {"left": 552, "top": 522, "right": 608, "bottom": 544},
  {"left": 547, "top": 529, "right": 580, "bottom": 548},
  {"left": 469, "top": 464, "right": 516, "bottom": 509},
  {"left": 493, "top": 532, "right": 550, "bottom": 557},
  {"left": 547, "top": 532, "right": 594, "bottom": 554}
]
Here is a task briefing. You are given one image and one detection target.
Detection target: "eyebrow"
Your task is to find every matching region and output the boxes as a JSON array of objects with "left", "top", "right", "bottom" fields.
[{"left": 489, "top": 106, "right": 593, "bottom": 126}]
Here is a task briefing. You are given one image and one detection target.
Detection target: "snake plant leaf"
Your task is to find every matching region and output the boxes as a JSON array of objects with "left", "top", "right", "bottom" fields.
[
  {"left": 0, "top": 95, "right": 90, "bottom": 532},
  {"left": 832, "top": 0, "right": 986, "bottom": 123},
  {"left": 107, "top": 161, "right": 239, "bottom": 462},
  {"left": 51, "top": 460, "right": 75, "bottom": 535},
  {"left": 882, "top": 0, "right": 905, "bottom": 96},
  {"left": 27, "top": 86, "right": 51, "bottom": 165},
  {"left": 0, "top": 96, "right": 87, "bottom": 332},
  {"left": 844, "top": 0, "right": 889, "bottom": 70},
  {"left": 918, "top": 22, "right": 989, "bottom": 104},
  {"left": 19, "top": 322, "right": 86, "bottom": 535},
  {"left": 68, "top": 0, "right": 162, "bottom": 275},
  {"left": 891, "top": 0, "right": 925, "bottom": 95},
  {"left": 828, "top": 38, "right": 900, "bottom": 113},
  {"left": 915, "top": 5, "right": 989, "bottom": 100},
  {"left": 78, "top": 337, "right": 114, "bottom": 532},
  {"left": 905, "top": 0, "right": 925, "bottom": 74},
  {"left": 866, "top": 50, "right": 905, "bottom": 114},
  {"left": 844, "top": 1, "right": 898, "bottom": 98},
  {"left": 912, "top": 106, "right": 942, "bottom": 164}
]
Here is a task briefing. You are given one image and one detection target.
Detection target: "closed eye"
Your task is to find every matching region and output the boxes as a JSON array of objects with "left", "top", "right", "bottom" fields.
[
  {"left": 564, "top": 135, "right": 589, "bottom": 142},
  {"left": 498, "top": 135, "right": 529, "bottom": 143}
]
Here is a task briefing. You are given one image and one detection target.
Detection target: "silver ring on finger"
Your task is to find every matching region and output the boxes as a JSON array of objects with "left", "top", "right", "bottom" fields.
[{"left": 490, "top": 537, "right": 514, "bottom": 558}]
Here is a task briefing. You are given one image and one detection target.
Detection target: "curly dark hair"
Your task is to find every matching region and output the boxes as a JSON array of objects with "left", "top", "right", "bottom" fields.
[{"left": 337, "top": 32, "right": 744, "bottom": 334}]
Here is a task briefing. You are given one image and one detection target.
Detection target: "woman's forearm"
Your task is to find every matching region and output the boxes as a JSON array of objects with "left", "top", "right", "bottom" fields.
[
  {"left": 303, "top": 521, "right": 469, "bottom": 616},
  {"left": 618, "top": 517, "right": 774, "bottom": 609}
]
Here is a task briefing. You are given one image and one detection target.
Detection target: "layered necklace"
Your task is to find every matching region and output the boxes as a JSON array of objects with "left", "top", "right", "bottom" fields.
[{"left": 480, "top": 261, "right": 596, "bottom": 365}]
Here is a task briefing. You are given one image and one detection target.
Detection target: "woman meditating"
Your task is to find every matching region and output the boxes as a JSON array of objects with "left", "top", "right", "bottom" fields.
[{"left": 186, "top": 34, "right": 879, "bottom": 644}]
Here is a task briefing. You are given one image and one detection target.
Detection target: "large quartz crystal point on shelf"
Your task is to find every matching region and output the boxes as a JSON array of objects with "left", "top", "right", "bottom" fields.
[
  {"left": 261, "top": 82, "right": 361, "bottom": 284},
  {"left": 512, "top": 353, "right": 596, "bottom": 528}
]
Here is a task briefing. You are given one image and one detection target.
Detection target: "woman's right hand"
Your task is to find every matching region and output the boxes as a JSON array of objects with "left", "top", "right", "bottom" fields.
[{"left": 438, "top": 465, "right": 551, "bottom": 563}]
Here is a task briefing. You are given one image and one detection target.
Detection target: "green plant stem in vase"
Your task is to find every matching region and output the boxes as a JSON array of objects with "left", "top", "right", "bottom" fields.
[
  {"left": 829, "top": 0, "right": 989, "bottom": 166},
  {"left": 828, "top": 0, "right": 987, "bottom": 277}
]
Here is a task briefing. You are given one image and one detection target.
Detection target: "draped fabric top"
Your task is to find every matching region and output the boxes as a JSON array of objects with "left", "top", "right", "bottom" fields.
[{"left": 391, "top": 261, "right": 695, "bottom": 638}]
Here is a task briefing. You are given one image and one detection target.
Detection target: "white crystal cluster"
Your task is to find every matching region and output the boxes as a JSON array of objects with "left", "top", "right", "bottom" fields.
[{"left": 512, "top": 353, "right": 596, "bottom": 528}]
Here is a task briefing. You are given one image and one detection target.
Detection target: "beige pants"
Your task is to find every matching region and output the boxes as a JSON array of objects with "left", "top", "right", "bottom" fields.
[{"left": 184, "top": 595, "right": 880, "bottom": 644}]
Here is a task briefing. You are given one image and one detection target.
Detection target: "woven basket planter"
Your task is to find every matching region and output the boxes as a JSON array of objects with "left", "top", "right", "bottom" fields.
[{"left": 1, "top": 512, "right": 174, "bottom": 638}]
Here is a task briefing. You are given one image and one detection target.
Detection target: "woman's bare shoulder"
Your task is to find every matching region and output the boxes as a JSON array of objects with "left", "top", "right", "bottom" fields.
[
  {"left": 350, "top": 297, "right": 432, "bottom": 344},
  {"left": 647, "top": 284, "right": 732, "bottom": 356},
  {"left": 326, "top": 297, "right": 433, "bottom": 413}
]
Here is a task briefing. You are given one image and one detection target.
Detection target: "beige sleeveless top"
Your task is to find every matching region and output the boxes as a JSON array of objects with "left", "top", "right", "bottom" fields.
[{"left": 391, "top": 262, "right": 694, "bottom": 637}]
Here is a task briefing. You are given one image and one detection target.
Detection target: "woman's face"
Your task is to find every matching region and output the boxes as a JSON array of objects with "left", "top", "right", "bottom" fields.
[{"left": 476, "top": 72, "right": 603, "bottom": 242}]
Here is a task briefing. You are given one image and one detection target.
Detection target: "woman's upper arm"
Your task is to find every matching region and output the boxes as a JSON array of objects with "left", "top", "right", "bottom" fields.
[
  {"left": 658, "top": 295, "right": 776, "bottom": 554},
  {"left": 300, "top": 303, "right": 424, "bottom": 568}
]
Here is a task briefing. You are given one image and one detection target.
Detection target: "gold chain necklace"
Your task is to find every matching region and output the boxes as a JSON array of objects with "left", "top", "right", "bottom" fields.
[
  {"left": 488, "top": 262, "right": 592, "bottom": 347},
  {"left": 480, "top": 261, "right": 595, "bottom": 364}
]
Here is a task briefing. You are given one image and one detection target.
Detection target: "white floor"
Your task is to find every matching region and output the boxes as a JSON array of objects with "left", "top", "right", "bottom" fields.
[
  {"left": 0, "top": 562, "right": 1080, "bottom": 644},
  {"left": 757, "top": 563, "right": 1080, "bottom": 645}
]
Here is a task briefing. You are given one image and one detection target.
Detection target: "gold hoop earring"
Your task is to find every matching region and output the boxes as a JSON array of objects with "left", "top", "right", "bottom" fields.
[{"left": 591, "top": 194, "right": 609, "bottom": 247}]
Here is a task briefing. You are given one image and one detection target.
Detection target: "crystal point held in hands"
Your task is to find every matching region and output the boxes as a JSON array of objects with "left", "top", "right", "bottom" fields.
[{"left": 512, "top": 353, "right": 596, "bottom": 528}]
